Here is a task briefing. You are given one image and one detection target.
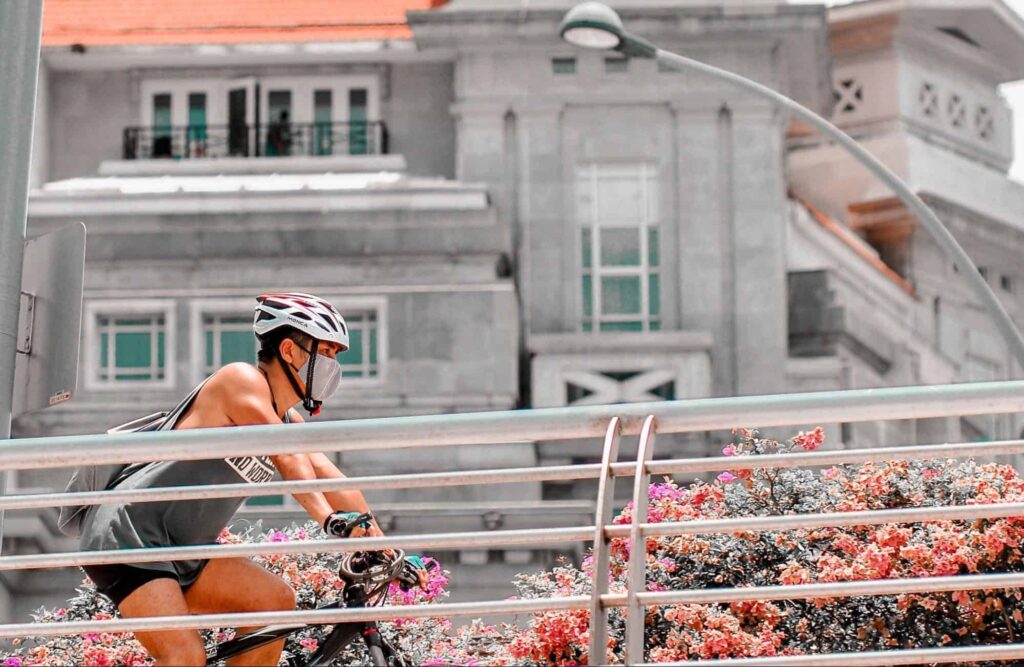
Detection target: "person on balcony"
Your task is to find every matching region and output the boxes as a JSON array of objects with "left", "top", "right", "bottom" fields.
[{"left": 266, "top": 109, "right": 292, "bottom": 156}]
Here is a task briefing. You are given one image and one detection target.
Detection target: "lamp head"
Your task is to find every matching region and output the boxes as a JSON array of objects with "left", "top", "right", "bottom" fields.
[{"left": 559, "top": 2, "right": 624, "bottom": 51}]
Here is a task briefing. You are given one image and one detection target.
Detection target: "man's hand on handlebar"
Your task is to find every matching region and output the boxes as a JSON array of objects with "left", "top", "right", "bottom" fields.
[
  {"left": 398, "top": 555, "right": 431, "bottom": 591},
  {"left": 324, "top": 511, "right": 376, "bottom": 539}
]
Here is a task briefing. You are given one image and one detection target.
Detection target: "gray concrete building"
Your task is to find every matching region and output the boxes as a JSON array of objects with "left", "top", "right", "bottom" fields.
[{"left": 4, "top": 0, "right": 1024, "bottom": 621}]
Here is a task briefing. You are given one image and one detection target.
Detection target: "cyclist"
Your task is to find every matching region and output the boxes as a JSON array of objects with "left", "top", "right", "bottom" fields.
[{"left": 77, "top": 292, "right": 426, "bottom": 667}]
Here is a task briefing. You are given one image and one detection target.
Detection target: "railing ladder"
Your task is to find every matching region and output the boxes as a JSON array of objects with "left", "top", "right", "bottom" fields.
[
  {"left": 624, "top": 415, "right": 657, "bottom": 664},
  {"left": 587, "top": 417, "right": 622, "bottom": 665}
]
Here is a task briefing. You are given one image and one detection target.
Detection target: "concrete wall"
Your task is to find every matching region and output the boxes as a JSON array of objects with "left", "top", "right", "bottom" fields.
[
  {"left": 48, "top": 69, "right": 135, "bottom": 181},
  {"left": 386, "top": 62, "right": 455, "bottom": 179}
]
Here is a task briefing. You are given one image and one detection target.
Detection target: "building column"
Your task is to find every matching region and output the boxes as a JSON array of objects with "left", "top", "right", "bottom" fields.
[
  {"left": 512, "top": 102, "right": 565, "bottom": 335},
  {"left": 730, "top": 103, "right": 789, "bottom": 396},
  {"left": 673, "top": 101, "right": 734, "bottom": 396}
]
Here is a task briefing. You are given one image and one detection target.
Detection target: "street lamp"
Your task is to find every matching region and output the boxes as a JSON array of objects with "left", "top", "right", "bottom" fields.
[{"left": 559, "top": 1, "right": 1024, "bottom": 370}]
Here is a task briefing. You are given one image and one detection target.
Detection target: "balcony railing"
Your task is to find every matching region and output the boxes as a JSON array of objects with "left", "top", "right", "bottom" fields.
[{"left": 122, "top": 121, "right": 389, "bottom": 160}]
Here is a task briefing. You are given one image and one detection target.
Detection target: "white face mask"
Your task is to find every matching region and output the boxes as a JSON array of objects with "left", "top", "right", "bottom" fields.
[{"left": 297, "top": 352, "right": 342, "bottom": 402}]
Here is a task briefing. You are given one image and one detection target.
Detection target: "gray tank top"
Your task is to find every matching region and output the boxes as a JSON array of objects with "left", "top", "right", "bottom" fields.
[{"left": 79, "top": 390, "right": 289, "bottom": 585}]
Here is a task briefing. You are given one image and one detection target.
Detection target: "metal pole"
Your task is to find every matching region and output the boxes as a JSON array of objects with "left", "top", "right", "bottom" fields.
[
  {"left": 624, "top": 415, "right": 657, "bottom": 664},
  {"left": 651, "top": 46, "right": 1024, "bottom": 368},
  {"left": 0, "top": 1, "right": 44, "bottom": 552},
  {"left": 587, "top": 418, "right": 622, "bottom": 665}
]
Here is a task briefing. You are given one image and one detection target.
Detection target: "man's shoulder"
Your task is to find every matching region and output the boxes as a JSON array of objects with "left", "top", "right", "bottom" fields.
[{"left": 205, "top": 363, "right": 271, "bottom": 403}]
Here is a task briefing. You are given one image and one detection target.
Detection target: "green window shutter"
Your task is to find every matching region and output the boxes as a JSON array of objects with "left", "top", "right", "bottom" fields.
[
  {"left": 349, "top": 89, "right": 368, "bottom": 155},
  {"left": 582, "top": 275, "right": 593, "bottom": 317},
  {"left": 220, "top": 330, "right": 256, "bottom": 365},
  {"left": 601, "top": 276, "right": 642, "bottom": 315},
  {"left": 649, "top": 274, "right": 660, "bottom": 317},
  {"left": 600, "top": 228, "right": 641, "bottom": 266},
  {"left": 600, "top": 321, "right": 643, "bottom": 332},
  {"left": 341, "top": 327, "right": 364, "bottom": 377},
  {"left": 314, "top": 89, "right": 333, "bottom": 156},
  {"left": 115, "top": 332, "right": 151, "bottom": 369},
  {"left": 246, "top": 495, "right": 284, "bottom": 506}
]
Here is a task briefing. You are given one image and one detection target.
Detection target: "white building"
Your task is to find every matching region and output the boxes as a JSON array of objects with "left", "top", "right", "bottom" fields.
[{"left": 4, "top": 0, "right": 1024, "bottom": 620}]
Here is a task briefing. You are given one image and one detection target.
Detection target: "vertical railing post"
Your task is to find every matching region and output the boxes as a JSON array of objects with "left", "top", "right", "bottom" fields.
[
  {"left": 587, "top": 417, "right": 622, "bottom": 665},
  {"left": 624, "top": 415, "right": 657, "bottom": 664}
]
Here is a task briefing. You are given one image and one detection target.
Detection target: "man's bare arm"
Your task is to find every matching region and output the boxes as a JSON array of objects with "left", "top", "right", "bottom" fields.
[
  {"left": 227, "top": 390, "right": 337, "bottom": 526},
  {"left": 284, "top": 409, "right": 381, "bottom": 536}
]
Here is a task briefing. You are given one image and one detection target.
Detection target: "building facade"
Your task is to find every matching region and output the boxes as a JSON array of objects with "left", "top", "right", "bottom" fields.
[{"left": 4, "top": 0, "right": 1024, "bottom": 620}]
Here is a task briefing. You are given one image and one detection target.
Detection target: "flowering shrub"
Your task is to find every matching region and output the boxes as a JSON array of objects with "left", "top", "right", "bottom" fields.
[{"left": 5, "top": 427, "right": 1024, "bottom": 665}]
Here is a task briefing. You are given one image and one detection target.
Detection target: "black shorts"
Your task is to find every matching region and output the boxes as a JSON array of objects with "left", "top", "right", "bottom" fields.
[{"left": 81, "top": 563, "right": 196, "bottom": 608}]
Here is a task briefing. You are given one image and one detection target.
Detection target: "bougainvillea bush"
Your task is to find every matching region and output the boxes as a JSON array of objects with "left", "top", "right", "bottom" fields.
[{"left": 5, "top": 426, "right": 1024, "bottom": 665}]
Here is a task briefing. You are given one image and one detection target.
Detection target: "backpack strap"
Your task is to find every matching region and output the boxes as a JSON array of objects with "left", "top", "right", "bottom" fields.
[{"left": 157, "top": 376, "right": 212, "bottom": 432}]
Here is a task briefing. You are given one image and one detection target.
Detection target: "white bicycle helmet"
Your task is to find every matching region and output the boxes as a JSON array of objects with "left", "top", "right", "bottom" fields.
[{"left": 254, "top": 292, "right": 349, "bottom": 350}]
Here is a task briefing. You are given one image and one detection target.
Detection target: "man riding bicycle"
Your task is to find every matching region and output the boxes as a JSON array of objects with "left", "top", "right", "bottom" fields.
[{"left": 78, "top": 292, "right": 426, "bottom": 666}]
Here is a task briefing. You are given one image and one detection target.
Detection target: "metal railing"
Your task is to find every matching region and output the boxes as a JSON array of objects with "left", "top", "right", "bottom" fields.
[
  {"left": 122, "top": 121, "right": 388, "bottom": 160},
  {"left": 1, "top": 380, "right": 1023, "bottom": 666}
]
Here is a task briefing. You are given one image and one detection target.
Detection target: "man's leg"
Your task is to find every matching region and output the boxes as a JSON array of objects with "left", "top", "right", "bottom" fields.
[
  {"left": 118, "top": 579, "right": 208, "bottom": 666},
  {"left": 184, "top": 557, "right": 296, "bottom": 667}
]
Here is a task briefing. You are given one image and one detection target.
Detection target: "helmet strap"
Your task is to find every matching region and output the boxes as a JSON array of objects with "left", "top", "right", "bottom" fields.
[{"left": 276, "top": 342, "right": 322, "bottom": 416}]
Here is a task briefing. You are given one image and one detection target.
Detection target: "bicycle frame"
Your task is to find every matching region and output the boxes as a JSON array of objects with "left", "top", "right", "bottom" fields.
[{"left": 206, "top": 584, "right": 406, "bottom": 666}]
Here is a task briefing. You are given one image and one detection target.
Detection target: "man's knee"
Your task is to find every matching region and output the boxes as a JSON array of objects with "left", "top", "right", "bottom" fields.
[
  {"left": 251, "top": 578, "right": 295, "bottom": 612},
  {"left": 153, "top": 636, "right": 206, "bottom": 666}
]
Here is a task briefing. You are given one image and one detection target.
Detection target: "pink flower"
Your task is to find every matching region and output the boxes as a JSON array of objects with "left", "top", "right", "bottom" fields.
[
  {"left": 717, "top": 472, "right": 737, "bottom": 484},
  {"left": 722, "top": 444, "right": 736, "bottom": 457},
  {"left": 793, "top": 427, "right": 825, "bottom": 452},
  {"left": 269, "top": 531, "right": 289, "bottom": 543},
  {"left": 300, "top": 637, "right": 319, "bottom": 652},
  {"left": 822, "top": 467, "right": 839, "bottom": 480},
  {"left": 4, "top": 657, "right": 23, "bottom": 667}
]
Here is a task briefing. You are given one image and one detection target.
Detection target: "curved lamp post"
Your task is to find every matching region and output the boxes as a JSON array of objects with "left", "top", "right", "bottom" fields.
[{"left": 559, "top": 1, "right": 1024, "bottom": 371}]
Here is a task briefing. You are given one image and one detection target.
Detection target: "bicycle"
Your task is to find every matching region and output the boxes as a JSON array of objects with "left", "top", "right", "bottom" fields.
[{"left": 206, "top": 547, "right": 423, "bottom": 666}]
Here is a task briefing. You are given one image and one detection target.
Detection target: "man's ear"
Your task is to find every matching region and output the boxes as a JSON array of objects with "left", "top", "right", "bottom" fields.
[{"left": 278, "top": 337, "right": 298, "bottom": 365}]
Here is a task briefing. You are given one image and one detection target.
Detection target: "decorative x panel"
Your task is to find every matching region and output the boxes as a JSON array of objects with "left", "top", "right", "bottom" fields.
[{"left": 563, "top": 369, "right": 677, "bottom": 406}]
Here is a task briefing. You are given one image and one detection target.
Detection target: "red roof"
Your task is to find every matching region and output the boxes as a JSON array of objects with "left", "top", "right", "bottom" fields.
[{"left": 42, "top": 0, "right": 445, "bottom": 47}]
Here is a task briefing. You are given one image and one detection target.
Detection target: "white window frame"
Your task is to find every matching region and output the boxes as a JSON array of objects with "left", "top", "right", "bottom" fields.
[
  {"left": 335, "top": 296, "right": 387, "bottom": 386},
  {"left": 84, "top": 299, "right": 176, "bottom": 391},
  {"left": 258, "top": 75, "right": 380, "bottom": 125},
  {"left": 140, "top": 78, "right": 224, "bottom": 129},
  {"left": 577, "top": 162, "right": 661, "bottom": 333},
  {"left": 140, "top": 75, "right": 380, "bottom": 128},
  {"left": 188, "top": 296, "right": 387, "bottom": 388},
  {"left": 189, "top": 298, "right": 258, "bottom": 386}
]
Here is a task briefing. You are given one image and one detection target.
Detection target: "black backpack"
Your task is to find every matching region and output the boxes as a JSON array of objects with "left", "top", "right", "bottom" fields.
[{"left": 57, "top": 378, "right": 210, "bottom": 538}]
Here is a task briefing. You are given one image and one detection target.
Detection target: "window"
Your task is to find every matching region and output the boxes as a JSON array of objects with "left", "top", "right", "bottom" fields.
[
  {"left": 203, "top": 314, "right": 256, "bottom": 377},
  {"left": 339, "top": 310, "right": 380, "bottom": 378},
  {"left": 313, "top": 89, "right": 333, "bottom": 156},
  {"left": 266, "top": 90, "right": 293, "bottom": 156},
  {"left": 578, "top": 163, "right": 661, "bottom": 332},
  {"left": 187, "top": 93, "right": 207, "bottom": 157},
  {"left": 86, "top": 300, "right": 176, "bottom": 389},
  {"left": 152, "top": 93, "right": 172, "bottom": 158},
  {"left": 604, "top": 57, "right": 629, "bottom": 73},
  {"left": 552, "top": 57, "right": 577, "bottom": 75},
  {"left": 97, "top": 316, "right": 166, "bottom": 382},
  {"left": 349, "top": 89, "right": 369, "bottom": 155}
]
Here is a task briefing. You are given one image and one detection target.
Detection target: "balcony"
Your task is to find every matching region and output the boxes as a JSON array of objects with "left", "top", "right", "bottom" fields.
[{"left": 122, "top": 121, "right": 389, "bottom": 160}]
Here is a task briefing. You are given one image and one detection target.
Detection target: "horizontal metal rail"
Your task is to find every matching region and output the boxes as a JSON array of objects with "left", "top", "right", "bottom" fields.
[
  {"left": 4, "top": 570, "right": 1024, "bottom": 640},
  {"left": 5, "top": 501, "right": 1024, "bottom": 572},
  {"left": 3, "top": 381, "right": 1022, "bottom": 472},
  {"left": 0, "top": 596, "right": 591, "bottom": 639},
  {"left": 632, "top": 571, "right": 1024, "bottom": 606},
  {"left": 638, "top": 501, "right": 1024, "bottom": 539},
  {"left": 4, "top": 437, "right": 1024, "bottom": 514},
  {"left": 0, "top": 527, "right": 595, "bottom": 571},
  {"left": 654, "top": 643, "right": 1024, "bottom": 666}
]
